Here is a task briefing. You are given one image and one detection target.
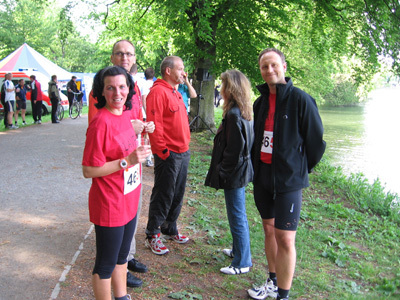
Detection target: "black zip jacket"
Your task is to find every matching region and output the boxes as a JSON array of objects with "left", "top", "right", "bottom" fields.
[
  {"left": 205, "top": 106, "right": 254, "bottom": 190},
  {"left": 252, "top": 78, "right": 326, "bottom": 192}
]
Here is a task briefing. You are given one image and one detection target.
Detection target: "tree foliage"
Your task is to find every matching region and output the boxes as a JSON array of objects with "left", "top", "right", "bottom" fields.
[
  {"left": 94, "top": 0, "right": 399, "bottom": 124},
  {"left": 0, "top": 0, "right": 105, "bottom": 73}
]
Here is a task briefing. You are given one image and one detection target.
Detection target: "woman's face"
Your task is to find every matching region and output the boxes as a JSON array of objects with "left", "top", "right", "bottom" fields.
[{"left": 102, "top": 74, "right": 129, "bottom": 114}]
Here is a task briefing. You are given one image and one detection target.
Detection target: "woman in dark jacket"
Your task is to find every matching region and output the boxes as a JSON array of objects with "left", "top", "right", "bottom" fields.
[{"left": 205, "top": 69, "right": 254, "bottom": 275}]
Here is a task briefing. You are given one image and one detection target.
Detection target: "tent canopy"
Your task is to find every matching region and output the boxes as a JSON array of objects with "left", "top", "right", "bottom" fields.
[{"left": 0, "top": 43, "right": 74, "bottom": 80}]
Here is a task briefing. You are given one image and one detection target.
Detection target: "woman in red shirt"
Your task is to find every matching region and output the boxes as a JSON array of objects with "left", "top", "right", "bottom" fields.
[{"left": 82, "top": 66, "right": 150, "bottom": 300}]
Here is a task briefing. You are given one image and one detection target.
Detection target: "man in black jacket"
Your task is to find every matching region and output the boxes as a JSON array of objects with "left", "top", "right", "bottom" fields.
[
  {"left": 67, "top": 76, "right": 79, "bottom": 113},
  {"left": 248, "top": 48, "right": 325, "bottom": 300}
]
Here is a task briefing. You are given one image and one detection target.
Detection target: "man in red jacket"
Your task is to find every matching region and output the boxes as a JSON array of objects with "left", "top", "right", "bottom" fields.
[
  {"left": 145, "top": 56, "right": 191, "bottom": 255},
  {"left": 29, "top": 75, "right": 43, "bottom": 124}
]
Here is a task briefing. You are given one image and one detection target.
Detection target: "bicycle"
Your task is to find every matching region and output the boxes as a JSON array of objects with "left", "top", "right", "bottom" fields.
[
  {"left": 56, "top": 100, "right": 64, "bottom": 121},
  {"left": 70, "top": 91, "right": 83, "bottom": 119}
]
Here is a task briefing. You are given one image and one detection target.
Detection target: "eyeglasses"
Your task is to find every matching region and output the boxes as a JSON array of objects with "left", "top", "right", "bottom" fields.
[{"left": 113, "top": 52, "right": 135, "bottom": 58}]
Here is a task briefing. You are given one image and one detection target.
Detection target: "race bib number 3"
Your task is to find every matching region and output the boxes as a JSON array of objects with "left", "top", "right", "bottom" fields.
[
  {"left": 261, "top": 130, "right": 273, "bottom": 154},
  {"left": 124, "top": 163, "right": 141, "bottom": 195}
]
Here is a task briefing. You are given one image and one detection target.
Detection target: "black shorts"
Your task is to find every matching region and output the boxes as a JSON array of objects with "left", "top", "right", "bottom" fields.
[
  {"left": 6, "top": 101, "right": 15, "bottom": 112},
  {"left": 16, "top": 100, "right": 26, "bottom": 110},
  {"left": 92, "top": 215, "right": 137, "bottom": 279},
  {"left": 254, "top": 163, "right": 302, "bottom": 231}
]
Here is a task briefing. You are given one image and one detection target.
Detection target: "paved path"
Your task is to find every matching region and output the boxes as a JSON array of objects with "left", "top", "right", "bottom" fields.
[{"left": 0, "top": 117, "right": 92, "bottom": 299}]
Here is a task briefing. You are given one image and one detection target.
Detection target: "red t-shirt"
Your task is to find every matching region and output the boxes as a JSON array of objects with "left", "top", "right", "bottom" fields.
[
  {"left": 82, "top": 108, "right": 141, "bottom": 227},
  {"left": 260, "top": 93, "right": 276, "bottom": 164}
]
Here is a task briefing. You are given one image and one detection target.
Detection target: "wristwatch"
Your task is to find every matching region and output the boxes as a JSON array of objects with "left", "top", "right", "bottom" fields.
[{"left": 120, "top": 158, "right": 128, "bottom": 169}]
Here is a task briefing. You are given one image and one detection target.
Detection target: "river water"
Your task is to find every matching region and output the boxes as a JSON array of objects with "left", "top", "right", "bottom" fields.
[{"left": 319, "top": 86, "right": 400, "bottom": 197}]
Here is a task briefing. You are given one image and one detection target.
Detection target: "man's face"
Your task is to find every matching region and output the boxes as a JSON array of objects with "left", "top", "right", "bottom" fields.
[
  {"left": 259, "top": 51, "right": 287, "bottom": 87},
  {"left": 110, "top": 41, "right": 136, "bottom": 71},
  {"left": 167, "top": 59, "right": 185, "bottom": 85},
  {"left": 6, "top": 74, "right": 12, "bottom": 80},
  {"left": 19, "top": 80, "right": 24, "bottom": 86}
]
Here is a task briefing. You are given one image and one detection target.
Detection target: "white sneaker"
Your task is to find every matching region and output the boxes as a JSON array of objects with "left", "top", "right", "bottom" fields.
[
  {"left": 247, "top": 278, "right": 277, "bottom": 299},
  {"left": 222, "top": 248, "right": 234, "bottom": 258},
  {"left": 163, "top": 233, "right": 189, "bottom": 244},
  {"left": 145, "top": 233, "right": 169, "bottom": 255},
  {"left": 220, "top": 265, "right": 249, "bottom": 275}
]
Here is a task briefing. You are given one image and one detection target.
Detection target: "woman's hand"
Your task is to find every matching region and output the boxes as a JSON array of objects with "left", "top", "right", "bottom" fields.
[
  {"left": 144, "top": 121, "right": 155, "bottom": 133},
  {"left": 127, "top": 145, "right": 152, "bottom": 166}
]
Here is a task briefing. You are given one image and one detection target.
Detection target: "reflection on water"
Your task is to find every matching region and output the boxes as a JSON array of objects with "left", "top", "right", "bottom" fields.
[{"left": 319, "top": 87, "right": 400, "bottom": 196}]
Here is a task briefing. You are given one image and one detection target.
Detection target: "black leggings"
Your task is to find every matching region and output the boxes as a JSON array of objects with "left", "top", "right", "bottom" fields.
[{"left": 93, "top": 215, "right": 137, "bottom": 279}]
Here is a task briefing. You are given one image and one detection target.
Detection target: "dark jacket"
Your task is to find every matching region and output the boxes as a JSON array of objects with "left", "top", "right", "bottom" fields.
[
  {"left": 48, "top": 81, "right": 60, "bottom": 100},
  {"left": 252, "top": 78, "right": 326, "bottom": 192},
  {"left": 67, "top": 79, "right": 79, "bottom": 101},
  {"left": 205, "top": 105, "right": 254, "bottom": 190},
  {"left": 30, "top": 80, "right": 42, "bottom": 101}
]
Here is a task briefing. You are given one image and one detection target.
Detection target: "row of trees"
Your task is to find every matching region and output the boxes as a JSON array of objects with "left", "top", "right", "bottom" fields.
[
  {"left": 94, "top": 0, "right": 400, "bottom": 127},
  {"left": 1, "top": 0, "right": 399, "bottom": 127}
]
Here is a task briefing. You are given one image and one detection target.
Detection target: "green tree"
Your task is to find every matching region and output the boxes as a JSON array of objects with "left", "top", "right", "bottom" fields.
[
  {"left": 0, "top": 0, "right": 56, "bottom": 57},
  {"left": 94, "top": 0, "right": 400, "bottom": 127}
]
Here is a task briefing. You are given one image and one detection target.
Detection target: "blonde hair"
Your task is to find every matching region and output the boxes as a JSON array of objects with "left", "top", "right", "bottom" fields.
[{"left": 221, "top": 69, "right": 253, "bottom": 121}]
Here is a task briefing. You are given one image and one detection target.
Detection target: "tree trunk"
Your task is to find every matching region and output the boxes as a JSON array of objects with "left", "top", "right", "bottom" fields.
[{"left": 190, "top": 74, "right": 216, "bottom": 133}]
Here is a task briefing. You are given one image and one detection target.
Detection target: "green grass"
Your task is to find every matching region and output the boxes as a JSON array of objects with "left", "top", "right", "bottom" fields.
[{"left": 171, "top": 127, "right": 400, "bottom": 299}]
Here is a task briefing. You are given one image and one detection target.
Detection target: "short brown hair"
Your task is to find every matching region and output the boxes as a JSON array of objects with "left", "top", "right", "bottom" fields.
[
  {"left": 258, "top": 48, "right": 286, "bottom": 65},
  {"left": 160, "top": 56, "right": 181, "bottom": 77}
]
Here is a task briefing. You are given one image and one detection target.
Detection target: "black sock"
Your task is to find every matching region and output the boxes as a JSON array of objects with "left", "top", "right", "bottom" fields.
[
  {"left": 269, "top": 272, "right": 277, "bottom": 285},
  {"left": 277, "top": 288, "right": 289, "bottom": 299},
  {"left": 115, "top": 295, "right": 128, "bottom": 300}
]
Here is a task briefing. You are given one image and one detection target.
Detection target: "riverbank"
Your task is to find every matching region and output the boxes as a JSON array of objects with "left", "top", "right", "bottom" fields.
[{"left": 55, "top": 130, "right": 400, "bottom": 299}]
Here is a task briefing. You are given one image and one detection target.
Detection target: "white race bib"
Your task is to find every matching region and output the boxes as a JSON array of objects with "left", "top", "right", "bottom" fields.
[
  {"left": 123, "top": 163, "right": 141, "bottom": 195},
  {"left": 261, "top": 130, "right": 273, "bottom": 154}
]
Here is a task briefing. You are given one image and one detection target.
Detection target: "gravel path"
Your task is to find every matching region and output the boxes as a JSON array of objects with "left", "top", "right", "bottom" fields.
[{"left": 0, "top": 116, "right": 92, "bottom": 299}]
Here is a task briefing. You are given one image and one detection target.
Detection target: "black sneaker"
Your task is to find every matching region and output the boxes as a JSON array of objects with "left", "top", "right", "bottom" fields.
[
  {"left": 128, "top": 258, "right": 148, "bottom": 273},
  {"left": 126, "top": 272, "right": 142, "bottom": 288}
]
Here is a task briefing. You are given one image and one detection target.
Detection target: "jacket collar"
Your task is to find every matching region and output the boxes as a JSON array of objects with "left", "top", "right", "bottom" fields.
[{"left": 256, "top": 77, "right": 292, "bottom": 98}]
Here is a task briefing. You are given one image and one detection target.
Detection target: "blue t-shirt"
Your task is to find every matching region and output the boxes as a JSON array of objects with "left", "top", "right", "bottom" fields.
[
  {"left": 15, "top": 84, "right": 28, "bottom": 101},
  {"left": 178, "top": 84, "right": 189, "bottom": 113}
]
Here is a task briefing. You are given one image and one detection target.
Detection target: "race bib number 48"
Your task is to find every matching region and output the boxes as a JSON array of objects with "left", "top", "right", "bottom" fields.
[
  {"left": 261, "top": 130, "right": 273, "bottom": 154},
  {"left": 124, "top": 163, "right": 141, "bottom": 195}
]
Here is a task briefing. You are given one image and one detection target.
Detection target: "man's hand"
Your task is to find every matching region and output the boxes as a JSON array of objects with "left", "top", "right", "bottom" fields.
[
  {"left": 131, "top": 119, "right": 145, "bottom": 135},
  {"left": 144, "top": 121, "right": 155, "bottom": 133}
]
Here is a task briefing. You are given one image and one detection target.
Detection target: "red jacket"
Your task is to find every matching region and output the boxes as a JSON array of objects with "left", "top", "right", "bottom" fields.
[{"left": 146, "top": 79, "right": 190, "bottom": 160}]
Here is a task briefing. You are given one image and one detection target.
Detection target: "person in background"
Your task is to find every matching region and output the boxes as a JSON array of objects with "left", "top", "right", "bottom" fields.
[
  {"left": 205, "top": 69, "right": 254, "bottom": 275},
  {"left": 177, "top": 72, "right": 197, "bottom": 115},
  {"left": 4, "top": 73, "right": 18, "bottom": 129},
  {"left": 145, "top": 56, "right": 191, "bottom": 255},
  {"left": 82, "top": 66, "right": 151, "bottom": 300},
  {"left": 141, "top": 67, "right": 155, "bottom": 113},
  {"left": 15, "top": 79, "right": 28, "bottom": 126},
  {"left": 87, "top": 39, "right": 153, "bottom": 289},
  {"left": 1, "top": 75, "right": 8, "bottom": 128},
  {"left": 67, "top": 76, "right": 80, "bottom": 114},
  {"left": 214, "top": 85, "right": 222, "bottom": 107},
  {"left": 129, "top": 64, "right": 146, "bottom": 96},
  {"left": 30, "top": 75, "right": 43, "bottom": 124},
  {"left": 141, "top": 67, "right": 156, "bottom": 167},
  {"left": 248, "top": 48, "right": 325, "bottom": 300},
  {"left": 48, "top": 75, "right": 61, "bottom": 124}
]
